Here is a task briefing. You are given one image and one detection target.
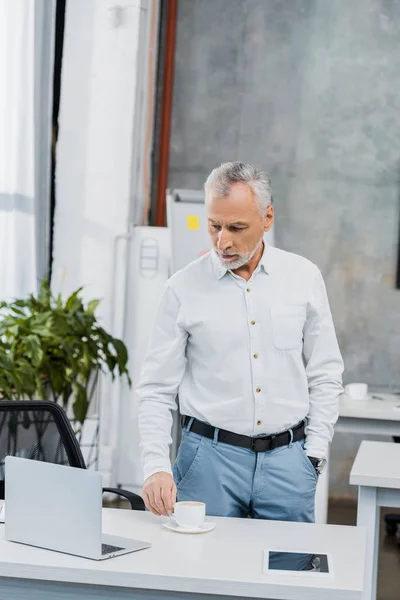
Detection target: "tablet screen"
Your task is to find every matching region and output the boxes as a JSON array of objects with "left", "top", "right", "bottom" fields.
[{"left": 268, "top": 552, "right": 330, "bottom": 573}]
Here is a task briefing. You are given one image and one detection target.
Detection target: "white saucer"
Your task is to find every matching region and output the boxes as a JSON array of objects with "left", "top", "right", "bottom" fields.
[{"left": 163, "top": 519, "right": 216, "bottom": 534}]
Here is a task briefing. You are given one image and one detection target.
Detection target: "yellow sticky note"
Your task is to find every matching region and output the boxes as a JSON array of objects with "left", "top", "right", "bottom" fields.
[{"left": 187, "top": 215, "right": 200, "bottom": 230}]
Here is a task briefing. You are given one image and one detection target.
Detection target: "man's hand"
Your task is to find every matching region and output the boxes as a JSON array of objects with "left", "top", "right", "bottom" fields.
[{"left": 142, "top": 472, "right": 177, "bottom": 516}]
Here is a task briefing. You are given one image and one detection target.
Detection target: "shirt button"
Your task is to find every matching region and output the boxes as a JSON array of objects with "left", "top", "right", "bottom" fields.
[
  {"left": 257, "top": 420, "right": 262, "bottom": 426},
  {"left": 247, "top": 288, "right": 251, "bottom": 292},
  {"left": 250, "top": 320, "right": 255, "bottom": 325},
  {"left": 253, "top": 353, "right": 259, "bottom": 359},
  {"left": 256, "top": 387, "right": 261, "bottom": 393}
]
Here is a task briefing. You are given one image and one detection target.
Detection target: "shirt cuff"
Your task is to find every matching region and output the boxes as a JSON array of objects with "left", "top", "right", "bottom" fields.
[
  {"left": 303, "top": 436, "right": 329, "bottom": 460},
  {"left": 143, "top": 463, "right": 173, "bottom": 483}
]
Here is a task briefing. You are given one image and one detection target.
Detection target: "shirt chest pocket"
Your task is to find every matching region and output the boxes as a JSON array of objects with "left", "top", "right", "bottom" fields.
[{"left": 270, "top": 305, "right": 306, "bottom": 351}]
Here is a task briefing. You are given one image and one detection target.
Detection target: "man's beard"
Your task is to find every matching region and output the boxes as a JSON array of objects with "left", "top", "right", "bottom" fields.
[{"left": 217, "top": 237, "right": 263, "bottom": 270}]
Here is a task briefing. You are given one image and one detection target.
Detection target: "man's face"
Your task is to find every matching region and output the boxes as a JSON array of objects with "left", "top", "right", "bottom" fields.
[{"left": 207, "top": 182, "right": 274, "bottom": 270}]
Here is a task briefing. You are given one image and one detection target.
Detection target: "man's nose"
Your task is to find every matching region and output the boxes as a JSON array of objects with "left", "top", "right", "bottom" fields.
[{"left": 217, "top": 230, "right": 232, "bottom": 250}]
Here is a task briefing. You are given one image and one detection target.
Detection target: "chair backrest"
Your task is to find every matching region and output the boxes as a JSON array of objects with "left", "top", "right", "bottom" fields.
[{"left": 0, "top": 400, "right": 86, "bottom": 500}]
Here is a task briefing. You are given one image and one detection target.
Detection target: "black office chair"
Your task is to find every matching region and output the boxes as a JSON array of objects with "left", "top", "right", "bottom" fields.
[{"left": 0, "top": 400, "right": 145, "bottom": 510}]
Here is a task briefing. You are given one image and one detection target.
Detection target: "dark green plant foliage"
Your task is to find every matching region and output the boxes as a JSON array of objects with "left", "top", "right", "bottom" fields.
[{"left": 0, "top": 279, "right": 131, "bottom": 425}]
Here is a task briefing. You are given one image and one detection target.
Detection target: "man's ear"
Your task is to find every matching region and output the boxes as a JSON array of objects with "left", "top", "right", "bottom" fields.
[{"left": 263, "top": 205, "right": 274, "bottom": 232}]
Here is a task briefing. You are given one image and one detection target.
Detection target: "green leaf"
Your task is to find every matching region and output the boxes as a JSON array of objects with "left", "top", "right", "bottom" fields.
[
  {"left": 62, "top": 382, "right": 73, "bottom": 408},
  {"left": 0, "top": 382, "right": 12, "bottom": 399},
  {"left": 10, "top": 306, "right": 25, "bottom": 316},
  {"left": 9, "top": 325, "right": 19, "bottom": 337},
  {"left": 87, "top": 299, "right": 100, "bottom": 315},
  {"left": 105, "top": 353, "right": 117, "bottom": 374},
  {"left": 35, "top": 376, "right": 48, "bottom": 400},
  {"left": 111, "top": 338, "right": 128, "bottom": 364},
  {"left": 38, "top": 279, "right": 52, "bottom": 307},
  {"left": 65, "top": 288, "right": 84, "bottom": 312},
  {"left": 47, "top": 364, "right": 68, "bottom": 397},
  {"left": 8, "top": 299, "right": 28, "bottom": 309},
  {"left": 72, "top": 383, "right": 89, "bottom": 424},
  {"left": 55, "top": 293, "right": 63, "bottom": 309},
  {"left": 14, "top": 359, "right": 38, "bottom": 395},
  {"left": 24, "top": 335, "right": 44, "bottom": 367},
  {"left": 29, "top": 324, "right": 52, "bottom": 337}
]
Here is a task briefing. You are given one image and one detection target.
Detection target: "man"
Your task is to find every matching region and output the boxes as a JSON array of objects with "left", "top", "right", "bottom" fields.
[{"left": 137, "top": 161, "right": 343, "bottom": 524}]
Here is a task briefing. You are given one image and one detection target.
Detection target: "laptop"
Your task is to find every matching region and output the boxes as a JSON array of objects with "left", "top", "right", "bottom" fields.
[{"left": 4, "top": 456, "right": 151, "bottom": 560}]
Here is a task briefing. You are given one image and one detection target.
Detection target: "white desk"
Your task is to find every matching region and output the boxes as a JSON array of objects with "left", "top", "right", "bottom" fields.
[
  {"left": 315, "top": 393, "right": 400, "bottom": 524},
  {"left": 0, "top": 508, "right": 365, "bottom": 600},
  {"left": 350, "top": 440, "right": 400, "bottom": 600}
]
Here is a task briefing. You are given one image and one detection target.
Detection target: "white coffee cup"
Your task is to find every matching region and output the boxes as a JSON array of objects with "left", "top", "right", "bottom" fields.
[
  {"left": 173, "top": 501, "right": 206, "bottom": 529},
  {"left": 344, "top": 382, "right": 368, "bottom": 400}
]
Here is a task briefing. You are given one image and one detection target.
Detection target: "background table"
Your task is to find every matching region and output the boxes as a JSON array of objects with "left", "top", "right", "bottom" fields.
[
  {"left": 315, "top": 393, "right": 400, "bottom": 523},
  {"left": 0, "top": 508, "right": 365, "bottom": 600},
  {"left": 350, "top": 440, "right": 400, "bottom": 600}
]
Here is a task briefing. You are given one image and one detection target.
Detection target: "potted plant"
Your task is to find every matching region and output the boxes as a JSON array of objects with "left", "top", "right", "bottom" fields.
[{"left": 0, "top": 280, "right": 131, "bottom": 447}]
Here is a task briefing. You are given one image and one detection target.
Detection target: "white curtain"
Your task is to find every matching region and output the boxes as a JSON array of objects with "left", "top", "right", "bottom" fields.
[{"left": 0, "top": 0, "right": 55, "bottom": 301}]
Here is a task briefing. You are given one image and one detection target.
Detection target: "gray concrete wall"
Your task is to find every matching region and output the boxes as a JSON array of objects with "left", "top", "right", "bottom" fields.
[{"left": 168, "top": 0, "right": 400, "bottom": 499}]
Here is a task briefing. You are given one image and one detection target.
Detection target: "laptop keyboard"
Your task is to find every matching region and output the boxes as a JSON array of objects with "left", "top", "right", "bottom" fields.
[{"left": 102, "top": 543, "right": 125, "bottom": 555}]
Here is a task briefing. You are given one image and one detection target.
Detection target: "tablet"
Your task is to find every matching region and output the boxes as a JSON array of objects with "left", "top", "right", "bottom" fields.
[{"left": 263, "top": 550, "right": 333, "bottom": 577}]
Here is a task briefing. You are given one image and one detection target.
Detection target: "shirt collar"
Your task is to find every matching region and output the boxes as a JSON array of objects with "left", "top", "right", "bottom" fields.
[{"left": 211, "top": 243, "right": 271, "bottom": 280}]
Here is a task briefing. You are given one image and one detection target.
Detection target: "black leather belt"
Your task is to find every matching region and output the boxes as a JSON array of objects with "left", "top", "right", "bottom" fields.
[{"left": 182, "top": 416, "right": 305, "bottom": 453}]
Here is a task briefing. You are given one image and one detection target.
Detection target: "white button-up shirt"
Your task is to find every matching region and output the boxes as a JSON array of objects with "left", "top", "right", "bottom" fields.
[{"left": 138, "top": 245, "right": 344, "bottom": 481}]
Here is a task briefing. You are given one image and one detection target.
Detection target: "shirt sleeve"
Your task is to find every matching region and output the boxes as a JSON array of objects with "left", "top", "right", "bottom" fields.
[
  {"left": 137, "top": 283, "right": 188, "bottom": 481},
  {"left": 302, "top": 268, "right": 344, "bottom": 459}
]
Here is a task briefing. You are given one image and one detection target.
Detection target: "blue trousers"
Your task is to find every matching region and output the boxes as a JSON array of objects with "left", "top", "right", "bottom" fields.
[{"left": 173, "top": 421, "right": 317, "bottom": 522}]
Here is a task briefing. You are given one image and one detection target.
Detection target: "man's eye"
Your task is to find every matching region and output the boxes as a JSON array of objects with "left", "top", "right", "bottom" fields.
[
  {"left": 211, "top": 224, "right": 221, "bottom": 230},
  {"left": 230, "top": 227, "right": 243, "bottom": 232}
]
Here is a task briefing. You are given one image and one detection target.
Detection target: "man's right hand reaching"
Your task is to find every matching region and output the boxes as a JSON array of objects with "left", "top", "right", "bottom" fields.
[{"left": 142, "top": 472, "right": 177, "bottom": 516}]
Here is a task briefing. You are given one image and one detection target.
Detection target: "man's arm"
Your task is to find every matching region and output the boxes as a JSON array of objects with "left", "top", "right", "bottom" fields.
[
  {"left": 302, "top": 268, "right": 344, "bottom": 459},
  {"left": 137, "top": 282, "right": 188, "bottom": 514}
]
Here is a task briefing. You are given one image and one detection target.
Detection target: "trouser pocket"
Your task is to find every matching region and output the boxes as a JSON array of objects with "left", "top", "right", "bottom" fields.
[{"left": 173, "top": 432, "right": 204, "bottom": 491}]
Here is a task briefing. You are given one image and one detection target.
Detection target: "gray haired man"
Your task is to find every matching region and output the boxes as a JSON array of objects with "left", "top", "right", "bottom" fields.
[{"left": 138, "top": 161, "right": 343, "bottom": 526}]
